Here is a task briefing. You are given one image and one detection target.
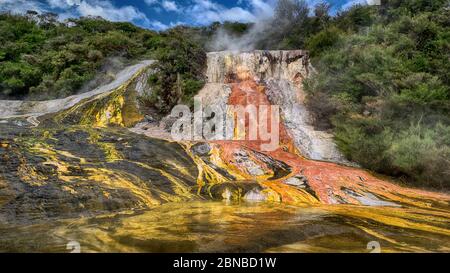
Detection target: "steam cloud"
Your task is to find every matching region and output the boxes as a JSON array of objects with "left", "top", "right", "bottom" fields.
[{"left": 206, "top": 17, "right": 272, "bottom": 52}]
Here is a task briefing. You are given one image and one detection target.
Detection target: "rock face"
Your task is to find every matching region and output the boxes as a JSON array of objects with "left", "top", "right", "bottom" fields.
[
  {"left": 206, "top": 50, "right": 311, "bottom": 83},
  {"left": 0, "top": 126, "right": 199, "bottom": 224},
  {"left": 188, "top": 50, "right": 450, "bottom": 209},
  {"left": 135, "top": 51, "right": 348, "bottom": 166},
  {"left": 201, "top": 50, "right": 349, "bottom": 164},
  {"left": 265, "top": 79, "right": 353, "bottom": 165},
  {"left": 0, "top": 60, "right": 154, "bottom": 127}
]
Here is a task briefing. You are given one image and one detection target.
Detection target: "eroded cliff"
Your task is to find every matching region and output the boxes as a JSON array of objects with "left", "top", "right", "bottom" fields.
[{"left": 199, "top": 50, "right": 350, "bottom": 164}]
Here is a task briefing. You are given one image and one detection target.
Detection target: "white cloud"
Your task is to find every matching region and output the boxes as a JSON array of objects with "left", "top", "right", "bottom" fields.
[
  {"left": 1, "top": 0, "right": 153, "bottom": 29},
  {"left": 248, "top": 0, "right": 275, "bottom": 18},
  {"left": 0, "top": 0, "right": 45, "bottom": 14},
  {"left": 47, "top": 0, "right": 81, "bottom": 9},
  {"left": 145, "top": 20, "right": 187, "bottom": 31},
  {"left": 185, "top": 0, "right": 274, "bottom": 25},
  {"left": 144, "top": 0, "right": 158, "bottom": 5},
  {"left": 161, "top": 1, "right": 180, "bottom": 12},
  {"left": 76, "top": 0, "right": 148, "bottom": 23},
  {"left": 0, "top": 0, "right": 365, "bottom": 31},
  {"left": 149, "top": 20, "right": 169, "bottom": 30},
  {"left": 0, "top": 0, "right": 132, "bottom": 31},
  {"left": 46, "top": 0, "right": 150, "bottom": 23},
  {"left": 144, "top": 0, "right": 181, "bottom": 14}
]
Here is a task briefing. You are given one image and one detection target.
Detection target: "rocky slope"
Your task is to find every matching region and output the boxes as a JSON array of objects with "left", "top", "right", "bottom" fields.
[
  {"left": 0, "top": 60, "right": 204, "bottom": 224},
  {"left": 0, "top": 52, "right": 449, "bottom": 252},
  {"left": 130, "top": 50, "right": 449, "bottom": 209}
]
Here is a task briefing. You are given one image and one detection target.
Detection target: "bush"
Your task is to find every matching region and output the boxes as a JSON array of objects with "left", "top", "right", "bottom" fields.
[
  {"left": 306, "top": 27, "right": 341, "bottom": 57},
  {"left": 0, "top": 13, "right": 157, "bottom": 99},
  {"left": 304, "top": 2, "right": 450, "bottom": 189},
  {"left": 387, "top": 123, "right": 450, "bottom": 188},
  {"left": 142, "top": 29, "right": 206, "bottom": 113}
]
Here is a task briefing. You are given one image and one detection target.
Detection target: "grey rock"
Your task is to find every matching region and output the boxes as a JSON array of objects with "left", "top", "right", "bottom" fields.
[
  {"left": 284, "top": 176, "right": 307, "bottom": 188},
  {"left": 191, "top": 143, "right": 212, "bottom": 156}
]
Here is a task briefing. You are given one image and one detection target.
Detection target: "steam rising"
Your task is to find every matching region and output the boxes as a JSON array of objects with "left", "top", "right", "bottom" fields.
[
  {"left": 206, "top": 0, "right": 310, "bottom": 52},
  {"left": 206, "top": 19, "right": 271, "bottom": 52},
  {"left": 206, "top": 0, "right": 277, "bottom": 52},
  {"left": 77, "top": 57, "right": 128, "bottom": 95}
]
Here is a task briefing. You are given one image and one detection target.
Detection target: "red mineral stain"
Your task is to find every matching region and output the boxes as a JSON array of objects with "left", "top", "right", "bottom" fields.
[{"left": 209, "top": 71, "right": 450, "bottom": 208}]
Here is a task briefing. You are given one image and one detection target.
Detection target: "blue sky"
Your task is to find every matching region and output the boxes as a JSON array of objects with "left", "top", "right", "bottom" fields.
[{"left": 0, "top": 0, "right": 372, "bottom": 30}]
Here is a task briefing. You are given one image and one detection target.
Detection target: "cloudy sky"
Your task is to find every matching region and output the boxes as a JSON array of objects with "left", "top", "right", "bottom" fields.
[{"left": 0, "top": 0, "right": 374, "bottom": 30}]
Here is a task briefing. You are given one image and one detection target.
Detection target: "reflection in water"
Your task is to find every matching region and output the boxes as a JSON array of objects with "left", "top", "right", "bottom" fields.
[{"left": 0, "top": 201, "right": 449, "bottom": 253}]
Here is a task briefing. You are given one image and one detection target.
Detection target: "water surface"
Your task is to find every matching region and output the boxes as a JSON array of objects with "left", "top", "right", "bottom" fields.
[{"left": 1, "top": 201, "right": 448, "bottom": 253}]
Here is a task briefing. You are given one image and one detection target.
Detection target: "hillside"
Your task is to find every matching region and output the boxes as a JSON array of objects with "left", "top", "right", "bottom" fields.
[
  {"left": 0, "top": 13, "right": 206, "bottom": 112},
  {"left": 2, "top": 1, "right": 448, "bottom": 189}
]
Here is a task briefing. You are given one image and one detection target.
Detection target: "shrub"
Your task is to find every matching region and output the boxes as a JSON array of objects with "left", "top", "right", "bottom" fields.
[
  {"left": 142, "top": 29, "right": 206, "bottom": 113},
  {"left": 0, "top": 13, "right": 157, "bottom": 99},
  {"left": 304, "top": 2, "right": 450, "bottom": 189}
]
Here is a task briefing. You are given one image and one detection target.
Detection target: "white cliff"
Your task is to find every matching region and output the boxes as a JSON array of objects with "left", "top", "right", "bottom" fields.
[{"left": 201, "top": 50, "right": 351, "bottom": 165}]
